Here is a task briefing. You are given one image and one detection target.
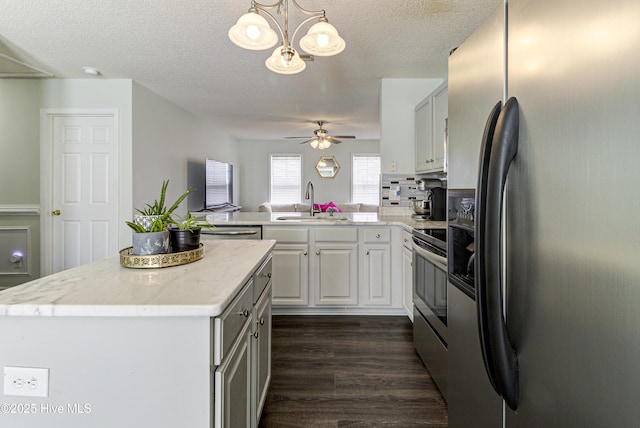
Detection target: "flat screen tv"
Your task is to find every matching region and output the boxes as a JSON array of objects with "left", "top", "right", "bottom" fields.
[{"left": 205, "top": 159, "right": 234, "bottom": 210}]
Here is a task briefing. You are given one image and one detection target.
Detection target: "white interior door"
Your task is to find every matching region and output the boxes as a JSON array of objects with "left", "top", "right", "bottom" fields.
[{"left": 42, "top": 111, "right": 118, "bottom": 274}]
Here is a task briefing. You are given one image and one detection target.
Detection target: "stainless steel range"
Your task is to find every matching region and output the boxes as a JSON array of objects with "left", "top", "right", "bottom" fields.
[{"left": 412, "top": 227, "right": 448, "bottom": 400}]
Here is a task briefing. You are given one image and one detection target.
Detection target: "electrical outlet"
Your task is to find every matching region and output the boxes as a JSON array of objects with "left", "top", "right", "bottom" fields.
[
  {"left": 3, "top": 367, "right": 49, "bottom": 397},
  {"left": 390, "top": 161, "right": 397, "bottom": 172}
]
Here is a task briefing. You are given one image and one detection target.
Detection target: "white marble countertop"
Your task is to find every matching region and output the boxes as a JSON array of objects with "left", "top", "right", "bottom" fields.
[
  {"left": 0, "top": 240, "right": 275, "bottom": 318},
  {"left": 197, "top": 211, "right": 446, "bottom": 231}
]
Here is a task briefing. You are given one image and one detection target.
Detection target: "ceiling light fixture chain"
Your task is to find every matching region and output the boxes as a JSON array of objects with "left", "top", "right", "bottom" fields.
[{"left": 229, "top": 0, "right": 345, "bottom": 75}]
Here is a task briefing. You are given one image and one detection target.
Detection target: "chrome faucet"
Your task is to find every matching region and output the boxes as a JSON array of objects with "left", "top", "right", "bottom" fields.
[{"left": 304, "top": 181, "right": 316, "bottom": 216}]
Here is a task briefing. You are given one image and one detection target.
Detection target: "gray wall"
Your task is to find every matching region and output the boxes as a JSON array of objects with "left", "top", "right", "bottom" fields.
[
  {"left": 236, "top": 138, "right": 380, "bottom": 212},
  {"left": 131, "top": 82, "right": 239, "bottom": 220},
  {"left": 0, "top": 79, "right": 238, "bottom": 288},
  {"left": 0, "top": 316, "right": 210, "bottom": 427},
  {"left": 0, "top": 79, "right": 133, "bottom": 288}
]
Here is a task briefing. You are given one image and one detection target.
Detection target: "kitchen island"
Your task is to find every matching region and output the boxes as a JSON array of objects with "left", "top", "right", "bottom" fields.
[{"left": 0, "top": 239, "right": 275, "bottom": 428}]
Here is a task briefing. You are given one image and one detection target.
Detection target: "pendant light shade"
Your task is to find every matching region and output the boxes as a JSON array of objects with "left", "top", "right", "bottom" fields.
[
  {"left": 265, "top": 47, "right": 306, "bottom": 74},
  {"left": 299, "top": 21, "right": 345, "bottom": 56},
  {"left": 229, "top": 1, "right": 345, "bottom": 74},
  {"left": 228, "top": 12, "right": 278, "bottom": 50}
]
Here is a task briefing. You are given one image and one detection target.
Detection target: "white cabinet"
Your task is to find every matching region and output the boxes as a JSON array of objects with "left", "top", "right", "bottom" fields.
[
  {"left": 314, "top": 227, "right": 359, "bottom": 306},
  {"left": 415, "top": 96, "right": 434, "bottom": 172},
  {"left": 360, "top": 228, "right": 392, "bottom": 306},
  {"left": 401, "top": 230, "right": 414, "bottom": 320},
  {"left": 416, "top": 81, "right": 448, "bottom": 173},
  {"left": 263, "top": 227, "right": 309, "bottom": 306},
  {"left": 265, "top": 225, "right": 405, "bottom": 314}
]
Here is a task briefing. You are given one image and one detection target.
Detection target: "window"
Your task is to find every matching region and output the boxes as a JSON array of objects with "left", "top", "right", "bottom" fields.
[
  {"left": 352, "top": 154, "right": 381, "bottom": 205},
  {"left": 270, "top": 154, "right": 302, "bottom": 204}
]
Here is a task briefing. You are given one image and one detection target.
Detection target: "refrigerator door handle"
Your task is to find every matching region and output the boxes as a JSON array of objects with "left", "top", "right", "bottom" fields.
[
  {"left": 482, "top": 96, "right": 520, "bottom": 410},
  {"left": 475, "top": 100, "right": 502, "bottom": 396}
]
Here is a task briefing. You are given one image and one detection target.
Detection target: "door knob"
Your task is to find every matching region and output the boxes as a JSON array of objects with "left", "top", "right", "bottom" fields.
[{"left": 51, "top": 209, "right": 61, "bottom": 216}]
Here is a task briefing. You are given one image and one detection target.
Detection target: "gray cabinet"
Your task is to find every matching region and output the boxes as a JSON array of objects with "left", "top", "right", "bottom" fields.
[
  {"left": 251, "top": 283, "right": 272, "bottom": 427},
  {"left": 214, "top": 280, "right": 253, "bottom": 428},
  {"left": 214, "top": 255, "right": 273, "bottom": 428}
]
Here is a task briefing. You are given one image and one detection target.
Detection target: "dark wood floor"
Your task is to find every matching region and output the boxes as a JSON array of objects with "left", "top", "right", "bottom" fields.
[{"left": 259, "top": 315, "right": 448, "bottom": 428}]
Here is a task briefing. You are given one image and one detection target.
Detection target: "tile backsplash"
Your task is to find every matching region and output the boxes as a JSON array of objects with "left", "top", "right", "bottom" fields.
[{"left": 381, "top": 173, "right": 446, "bottom": 208}]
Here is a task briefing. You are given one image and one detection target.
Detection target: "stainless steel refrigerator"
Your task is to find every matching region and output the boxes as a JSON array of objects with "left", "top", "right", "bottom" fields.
[{"left": 447, "top": 0, "right": 640, "bottom": 427}]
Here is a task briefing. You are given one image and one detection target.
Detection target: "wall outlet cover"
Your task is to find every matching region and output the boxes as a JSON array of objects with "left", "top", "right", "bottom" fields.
[{"left": 3, "top": 366, "right": 49, "bottom": 398}]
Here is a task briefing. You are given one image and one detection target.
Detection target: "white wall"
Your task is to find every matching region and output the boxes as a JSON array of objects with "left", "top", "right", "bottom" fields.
[
  {"left": 236, "top": 139, "right": 380, "bottom": 211},
  {"left": 380, "top": 78, "right": 443, "bottom": 173}
]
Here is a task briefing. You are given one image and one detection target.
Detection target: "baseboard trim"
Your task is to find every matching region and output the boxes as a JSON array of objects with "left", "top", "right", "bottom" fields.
[{"left": 272, "top": 307, "right": 408, "bottom": 317}]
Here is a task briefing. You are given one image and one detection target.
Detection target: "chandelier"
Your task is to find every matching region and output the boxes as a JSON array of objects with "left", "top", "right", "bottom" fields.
[{"left": 228, "top": 0, "right": 346, "bottom": 74}]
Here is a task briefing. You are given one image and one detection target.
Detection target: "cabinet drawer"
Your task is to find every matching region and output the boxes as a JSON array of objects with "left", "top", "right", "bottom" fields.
[
  {"left": 362, "top": 228, "right": 391, "bottom": 243},
  {"left": 263, "top": 227, "right": 309, "bottom": 243},
  {"left": 315, "top": 227, "right": 358, "bottom": 242},
  {"left": 402, "top": 230, "right": 413, "bottom": 250},
  {"left": 254, "top": 255, "right": 272, "bottom": 303},
  {"left": 213, "top": 279, "right": 254, "bottom": 365}
]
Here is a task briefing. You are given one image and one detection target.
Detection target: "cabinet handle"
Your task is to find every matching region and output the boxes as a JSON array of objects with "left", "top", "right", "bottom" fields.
[
  {"left": 263, "top": 271, "right": 272, "bottom": 278},
  {"left": 239, "top": 309, "right": 249, "bottom": 318},
  {"left": 303, "top": 251, "right": 308, "bottom": 256},
  {"left": 51, "top": 209, "right": 61, "bottom": 216},
  {"left": 366, "top": 250, "right": 370, "bottom": 256},
  {"left": 253, "top": 331, "right": 259, "bottom": 339},
  {"left": 376, "top": 233, "right": 381, "bottom": 238},
  {"left": 258, "top": 317, "right": 265, "bottom": 326},
  {"left": 316, "top": 250, "right": 320, "bottom": 255}
]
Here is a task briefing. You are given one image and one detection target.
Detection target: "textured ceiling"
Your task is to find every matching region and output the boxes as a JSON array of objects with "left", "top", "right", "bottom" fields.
[{"left": 0, "top": 0, "right": 500, "bottom": 140}]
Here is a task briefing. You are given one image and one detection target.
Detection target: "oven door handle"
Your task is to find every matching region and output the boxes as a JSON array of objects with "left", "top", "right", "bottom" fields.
[
  {"left": 412, "top": 242, "right": 447, "bottom": 271},
  {"left": 477, "top": 97, "right": 520, "bottom": 411}
]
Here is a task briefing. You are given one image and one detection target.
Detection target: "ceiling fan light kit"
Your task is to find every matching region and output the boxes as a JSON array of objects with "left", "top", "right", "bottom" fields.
[
  {"left": 229, "top": 0, "right": 345, "bottom": 74},
  {"left": 289, "top": 120, "right": 356, "bottom": 150}
]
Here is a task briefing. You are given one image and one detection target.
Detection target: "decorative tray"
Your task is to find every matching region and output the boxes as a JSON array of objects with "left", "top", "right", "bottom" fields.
[{"left": 119, "top": 244, "right": 204, "bottom": 269}]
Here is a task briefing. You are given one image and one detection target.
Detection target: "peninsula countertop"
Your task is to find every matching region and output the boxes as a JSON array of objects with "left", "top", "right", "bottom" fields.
[
  {"left": 0, "top": 240, "right": 275, "bottom": 318},
  {"left": 197, "top": 211, "right": 446, "bottom": 230}
]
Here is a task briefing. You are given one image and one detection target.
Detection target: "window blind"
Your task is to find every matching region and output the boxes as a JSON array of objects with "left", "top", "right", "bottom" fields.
[
  {"left": 270, "top": 154, "right": 302, "bottom": 204},
  {"left": 352, "top": 154, "right": 381, "bottom": 205}
]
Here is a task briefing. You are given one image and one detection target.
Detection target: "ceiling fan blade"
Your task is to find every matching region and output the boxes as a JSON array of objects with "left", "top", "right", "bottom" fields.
[
  {"left": 326, "top": 138, "right": 342, "bottom": 144},
  {"left": 327, "top": 135, "right": 356, "bottom": 139},
  {"left": 299, "top": 138, "right": 316, "bottom": 144},
  {"left": 286, "top": 136, "right": 310, "bottom": 139}
]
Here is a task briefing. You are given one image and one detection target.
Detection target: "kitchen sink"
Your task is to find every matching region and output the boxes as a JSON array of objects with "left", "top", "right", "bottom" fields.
[{"left": 275, "top": 215, "right": 349, "bottom": 222}]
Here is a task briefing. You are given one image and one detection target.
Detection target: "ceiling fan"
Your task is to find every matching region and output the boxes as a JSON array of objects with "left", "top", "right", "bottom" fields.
[{"left": 286, "top": 121, "right": 356, "bottom": 150}]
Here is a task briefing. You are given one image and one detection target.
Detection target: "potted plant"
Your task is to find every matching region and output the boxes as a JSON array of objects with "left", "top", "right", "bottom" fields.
[
  {"left": 126, "top": 180, "right": 193, "bottom": 255},
  {"left": 168, "top": 211, "right": 215, "bottom": 252}
]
